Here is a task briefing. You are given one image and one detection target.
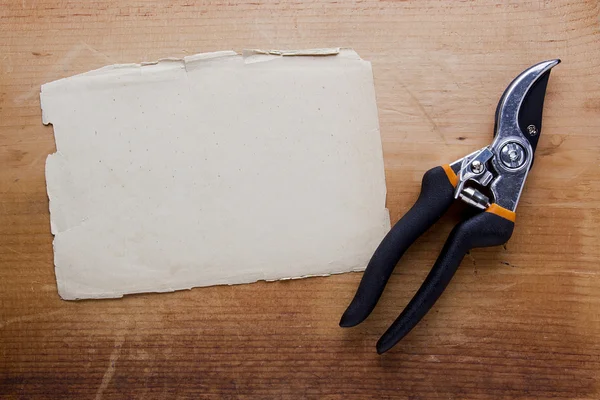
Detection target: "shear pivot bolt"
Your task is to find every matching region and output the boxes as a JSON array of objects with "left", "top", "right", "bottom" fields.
[
  {"left": 470, "top": 160, "right": 484, "bottom": 174},
  {"left": 500, "top": 142, "right": 526, "bottom": 168}
]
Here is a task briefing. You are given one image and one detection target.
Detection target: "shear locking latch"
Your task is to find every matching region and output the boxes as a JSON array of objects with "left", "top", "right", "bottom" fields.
[{"left": 339, "top": 60, "right": 560, "bottom": 354}]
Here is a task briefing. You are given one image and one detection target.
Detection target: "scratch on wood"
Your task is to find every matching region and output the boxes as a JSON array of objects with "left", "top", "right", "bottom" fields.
[
  {"left": 400, "top": 82, "right": 446, "bottom": 143},
  {"left": 95, "top": 336, "right": 125, "bottom": 400},
  {"left": 563, "top": 270, "right": 600, "bottom": 277},
  {"left": 466, "top": 252, "right": 477, "bottom": 273},
  {"left": 0, "top": 309, "right": 63, "bottom": 329},
  {"left": 81, "top": 41, "right": 113, "bottom": 62},
  {"left": 5, "top": 246, "right": 24, "bottom": 255},
  {"left": 494, "top": 282, "right": 517, "bottom": 291}
]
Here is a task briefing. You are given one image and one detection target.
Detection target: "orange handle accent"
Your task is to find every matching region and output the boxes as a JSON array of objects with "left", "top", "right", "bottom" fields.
[
  {"left": 486, "top": 204, "right": 516, "bottom": 222},
  {"left": 441, "top": 164, "right": 459, "bottom": 188}
]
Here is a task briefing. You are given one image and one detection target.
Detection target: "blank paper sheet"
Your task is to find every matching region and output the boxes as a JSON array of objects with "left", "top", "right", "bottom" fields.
[{"left": 41, "top": 48, "right": 389, "bottom": 300}]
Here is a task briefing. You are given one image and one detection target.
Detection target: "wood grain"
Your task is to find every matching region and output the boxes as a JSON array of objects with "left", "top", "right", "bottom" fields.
[{"left": 1, "top": 0, "right": 600, "bottom": 398}]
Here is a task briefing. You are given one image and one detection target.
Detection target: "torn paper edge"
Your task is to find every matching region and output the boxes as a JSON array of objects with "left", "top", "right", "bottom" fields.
[{"left": 40, "top": 48, "right": 358, "bottom": 110}]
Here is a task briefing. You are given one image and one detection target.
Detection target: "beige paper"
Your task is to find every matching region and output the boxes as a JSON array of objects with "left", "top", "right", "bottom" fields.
[{"left": 41, "top": 48, "right": 389, "bottom": 300}]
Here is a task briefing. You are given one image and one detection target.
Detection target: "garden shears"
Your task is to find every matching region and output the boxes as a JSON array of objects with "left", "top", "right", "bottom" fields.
[{"left": 340, "top": 59, "right": 560, "bottom": 354}]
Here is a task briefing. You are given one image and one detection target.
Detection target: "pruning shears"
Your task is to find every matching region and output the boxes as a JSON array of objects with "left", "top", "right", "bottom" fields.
[{"left": 340, "top": 60, "right": 561, "bottom": 354}]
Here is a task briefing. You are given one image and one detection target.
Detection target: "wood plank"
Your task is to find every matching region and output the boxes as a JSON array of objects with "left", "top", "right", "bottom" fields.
[{"left": 1, "top": 0, "right": 599, "bottom": 398}]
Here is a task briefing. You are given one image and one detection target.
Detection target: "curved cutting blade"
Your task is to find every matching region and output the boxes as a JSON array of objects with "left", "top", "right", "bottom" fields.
[
  {"left": 489, "top": 59, "right": 560, "bottom": 212},
  {"left": 493, "top": 59, "right": 560, "bottom": 154}
]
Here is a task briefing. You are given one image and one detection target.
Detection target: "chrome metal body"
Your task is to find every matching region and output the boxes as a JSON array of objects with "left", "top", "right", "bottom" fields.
[{"left": 450, "top": 59, "right": 561, "bottom": 212}]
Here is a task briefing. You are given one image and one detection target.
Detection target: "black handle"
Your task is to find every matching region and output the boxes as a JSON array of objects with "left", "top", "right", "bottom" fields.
[
  {"left": 339, "top": 166, "right": 456, "bottom": 328},
  {"left": 376, "top": 209, "right": 515, "bottom": 354}
]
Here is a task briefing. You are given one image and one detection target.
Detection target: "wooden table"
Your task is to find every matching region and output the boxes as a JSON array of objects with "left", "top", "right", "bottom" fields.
[{"left": 2, "top": 1, "right": 599, "bottom": 398}]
